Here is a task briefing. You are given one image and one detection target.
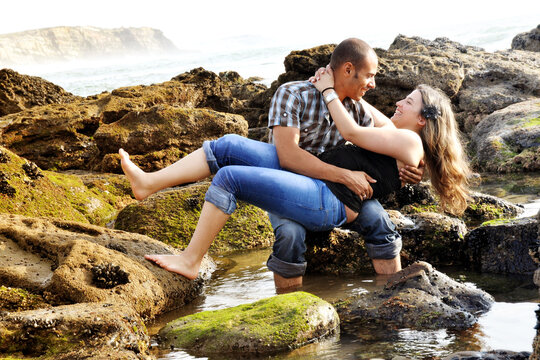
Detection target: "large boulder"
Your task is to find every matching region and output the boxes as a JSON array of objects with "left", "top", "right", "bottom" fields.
[
  {"left": 158, "top": 292, "right": 339, "bottom": 356},
  {"left": 512, "top": 24, "right": 540, "bottom": 52},
  {"left": 0, "top": 146, "right": 126, "bottom": 226},
  {"left": 466, "top": 215, "right": 538, "bottom": 274},
  {"left": 0, "top": 302, "right": 150, "bottom": 359},
  {"left": 399, "top": 212, "right": 468, "bottom": 266},
  {"left": 469, "top": 99, "right": 540, "bottom": 173},
  {"left": 0, "top": 213, "right": 215, "bottom": 319},
  {"left": 335, "top": 262, "right": 494, "bottom": 332},
  {"left": 304, "top": 228, "right": 372, "bottom": 275},
  {"left": 252, "top": 44, "right": 335, "bottom": 129},
  {"left": 0, "top": 68, "right": 79, "bottom": 117},
  {"left": 114, "top": 183, "right": 274, "bottom": 254},
  {"left": 364, "top": 35, "right": 540, "bottom": 132},
  {"left": 95, "top": 106, "right": 247, "bottom": 172},
  {"left": 0, "top": 68, "right": 253, "bottom": 172},
  {"left": 304, "top": 211, "right": 467, "bottom": 274},
  {"left": 380, "top": 182, "right": 524, "bottom": 226}
]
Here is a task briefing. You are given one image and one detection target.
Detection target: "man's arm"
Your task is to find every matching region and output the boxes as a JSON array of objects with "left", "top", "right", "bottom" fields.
[{"left": 273, "top": 126, "right": 376, "bottom": 199}]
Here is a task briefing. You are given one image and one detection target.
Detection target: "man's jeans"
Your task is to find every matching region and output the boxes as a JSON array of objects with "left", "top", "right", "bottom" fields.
[{"left": 202, "top": 134, "right": 402, "bottom": 278}]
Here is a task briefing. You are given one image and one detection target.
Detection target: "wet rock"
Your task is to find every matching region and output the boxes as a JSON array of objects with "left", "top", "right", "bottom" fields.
[
  {"left": 0, "top": 213, "right": 215, "bottom": 320},
  {"left": 465, "top": 192, "right": 525, "bottom": 225},
  {"left": 466, "top": 215, "right": 538, "bottom": 274},
  {"left": 442, "top": 350, "right": 531, "bottom": 360},
  {"left": 0, "top": 302, "right": 151, "bottom": 359},
  {"left": 0, "top": 68, "right": 79, "bottom": 117},
  {"left": 335, "top": 262, "right": 494, "bottom": 332},
  {"left": 512, "top": 24, "right": 540, "bottom": 52},
  {"left": 159, "top": 291, "right": 339, "bottom": 356},
  {"left": 305, "top": 211, "right": 468, "bottom": 274},
  {"left": 305, "top": 228, "right": 372, "bottom": 275},
  {"left": 379, "top": 182, "right": 436, "bottom": 210},
  {"left": 114, "top": 182, "right": 274, "bottom": 255},
  {"left": 469, "top": 99, "right": 540, "bottom": 173},
  {"left": 398, "top": 212, "right": 468, "bottom": 267}
]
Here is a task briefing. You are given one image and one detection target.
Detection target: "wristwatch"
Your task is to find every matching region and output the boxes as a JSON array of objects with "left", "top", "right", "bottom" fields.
[{"left": 323, "top": 89, "right": 339, "bottom": 105}]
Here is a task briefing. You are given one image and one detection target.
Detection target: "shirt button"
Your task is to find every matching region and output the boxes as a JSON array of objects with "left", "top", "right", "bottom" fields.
[
  {"left": 282, "top": 112, "right": 288, "bottom": 118},
  {"left": 304, "top": 128, "right": 308, "bottom": 132}
]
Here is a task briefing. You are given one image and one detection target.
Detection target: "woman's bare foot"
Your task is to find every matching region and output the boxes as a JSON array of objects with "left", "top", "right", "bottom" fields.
[
  {"left": 144, "top": 254, "right": 200, "bottom": 280},
  {"left": 119, "top": 148, "right": 154, "bottom": 200}
]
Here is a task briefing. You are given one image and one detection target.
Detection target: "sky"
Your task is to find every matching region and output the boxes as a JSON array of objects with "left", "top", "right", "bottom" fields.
[{"left": 1, "top": 0, "right": 539, "bottom": 51}]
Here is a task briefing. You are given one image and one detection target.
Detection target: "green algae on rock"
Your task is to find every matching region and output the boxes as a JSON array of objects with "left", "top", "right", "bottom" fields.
[
  {"left": 0, "top": 147, "right": 123, "bottom": 226},
  {"left": 469, "top": 99, "right": 540, "bottom": 173},
  {"left": 0, "top": 302, "right": 150, "bottom": 359},
  {"left": 0, "top": 148, "right": 116, "bottom": 225},
  {"left": 0, "top": 286, "right": 50, "bottom": 312},
  {"left": 158, "top": 291, "right": 339, "bottom": 356},
  {"left": 114, "top": 182, "right": 274, "bottom": 254}
]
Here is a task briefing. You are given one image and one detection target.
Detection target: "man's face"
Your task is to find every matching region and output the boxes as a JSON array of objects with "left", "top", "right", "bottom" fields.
[{"left": 342, "top": 51, "right": 378, "bottom": 100}]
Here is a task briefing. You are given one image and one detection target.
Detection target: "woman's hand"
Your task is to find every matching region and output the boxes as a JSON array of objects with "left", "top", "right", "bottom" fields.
[{"left": 309, "top": 65, "right": 335, "bottom": 93}]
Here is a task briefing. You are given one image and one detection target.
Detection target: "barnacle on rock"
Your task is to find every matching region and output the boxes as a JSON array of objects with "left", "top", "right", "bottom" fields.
[{"left": 91, "top": 263, "right": 129, "bottom": 289}]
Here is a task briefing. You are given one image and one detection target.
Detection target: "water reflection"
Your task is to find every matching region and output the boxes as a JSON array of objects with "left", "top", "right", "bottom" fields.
[
  {"left": 151, "top": 248, "right": 538, "bottom": 360},
  {"left": 151, "top": 172, "right": 539, "bottom": 359}
]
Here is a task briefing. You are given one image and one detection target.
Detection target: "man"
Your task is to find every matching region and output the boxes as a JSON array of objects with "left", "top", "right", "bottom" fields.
[{"left": 265, "top": 38, "right": 423, "bottom": 290}]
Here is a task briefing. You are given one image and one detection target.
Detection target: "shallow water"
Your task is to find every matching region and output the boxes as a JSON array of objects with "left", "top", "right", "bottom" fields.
[
  {"left": 148, "top": 249, "right": 538, "bottom": 360},
  {"left": 149, "top": 173, "right": 539, "bottom": 359}
]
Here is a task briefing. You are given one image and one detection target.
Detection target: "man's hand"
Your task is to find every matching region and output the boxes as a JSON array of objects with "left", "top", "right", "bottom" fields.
[
  {"left": 342, "top": 170, "right": 377, "bottom": 200},
  {"left": 399, "top": 159, "right": 425, "bottom": 184}
]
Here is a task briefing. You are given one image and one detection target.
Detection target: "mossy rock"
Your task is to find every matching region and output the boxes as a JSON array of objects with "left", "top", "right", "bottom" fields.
[
  {"left": 159, "top": 291, "right": 339, "bottom": 356},
  {"left": 0, "top": 286, "right": 50, "bottom": 312},
  {"left": 0, "top": 147, "right": 119, "bottom": 225},
  {"left": 0, "top": 303, "right": 149, "bottom": 359},
  {"left": 114, "top": 182, "right": 274, "bottom": 254}
]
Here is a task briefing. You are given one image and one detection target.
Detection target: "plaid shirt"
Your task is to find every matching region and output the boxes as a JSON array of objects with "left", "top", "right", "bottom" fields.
[{"left": 268, "top": 81, "right": 373, "bottom": 155}]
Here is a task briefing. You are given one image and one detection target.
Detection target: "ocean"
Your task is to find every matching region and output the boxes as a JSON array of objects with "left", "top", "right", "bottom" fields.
[{"left": 5, "top": 15, "right": 539, "bottom": 97}]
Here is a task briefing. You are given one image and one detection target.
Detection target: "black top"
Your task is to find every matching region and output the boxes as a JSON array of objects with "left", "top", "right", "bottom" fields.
[{"left": 318, "top": 144, "right": 401, "bottom": 213}]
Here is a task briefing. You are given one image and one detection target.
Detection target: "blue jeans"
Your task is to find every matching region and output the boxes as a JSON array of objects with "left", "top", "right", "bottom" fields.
[{"left": 202, "top": 134, "right": 402, "bottom": 278}]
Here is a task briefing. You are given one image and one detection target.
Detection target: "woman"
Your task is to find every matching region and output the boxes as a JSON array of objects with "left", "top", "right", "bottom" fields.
[{"left": 120, "top": 70, "right": 470, "bottom": 280}]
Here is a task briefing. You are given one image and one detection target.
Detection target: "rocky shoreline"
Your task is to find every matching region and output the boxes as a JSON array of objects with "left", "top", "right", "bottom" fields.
[{"left": 0, "top": 25, "right": 539, "bottom": 359}]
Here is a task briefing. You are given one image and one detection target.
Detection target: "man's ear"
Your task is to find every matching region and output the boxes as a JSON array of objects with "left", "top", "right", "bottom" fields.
[{"left": 342, "top": 62, "right": 354, "bottom": 76}]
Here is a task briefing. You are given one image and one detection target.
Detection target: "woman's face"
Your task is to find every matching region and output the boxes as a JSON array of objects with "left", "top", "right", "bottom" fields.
[{"left": 390, "top": 90, "right": 423, "bottom": 130}]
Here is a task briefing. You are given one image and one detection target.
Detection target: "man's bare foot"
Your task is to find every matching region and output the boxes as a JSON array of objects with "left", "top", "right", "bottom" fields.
[
  {"left": 144, "top": 254, "right": 199, "bottom": 280},
  {"left": 119, "top": 148, "right": 153, "bottom": 200}
]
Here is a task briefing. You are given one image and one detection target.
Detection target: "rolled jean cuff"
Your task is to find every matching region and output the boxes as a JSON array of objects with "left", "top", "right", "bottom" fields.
[
  {"left": 267, "top": 254, "right": 306, "bottom": 278},
  {"left": 202, "top": 140, "right": 220, "bottom": 174},
  {"left": 365, "top": 237, "right": 402, "bottom": 260},
  {"left": 204, "top": 184, "right": 237, "bottom": 215}
]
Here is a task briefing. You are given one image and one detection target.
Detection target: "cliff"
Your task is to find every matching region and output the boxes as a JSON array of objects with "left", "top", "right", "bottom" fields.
[{"left": 0, "top": 26, "right": 178, "bottom": 65}]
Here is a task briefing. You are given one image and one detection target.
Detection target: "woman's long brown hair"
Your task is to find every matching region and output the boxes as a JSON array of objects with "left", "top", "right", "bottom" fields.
[{"left": 417, "top": 84, "right": 471, "bottom": 215}]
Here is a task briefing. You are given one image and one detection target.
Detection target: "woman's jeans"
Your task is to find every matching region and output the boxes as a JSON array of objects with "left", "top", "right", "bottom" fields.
[{"left": 202, "top": 134, "right": 402, "bottom": 278}]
